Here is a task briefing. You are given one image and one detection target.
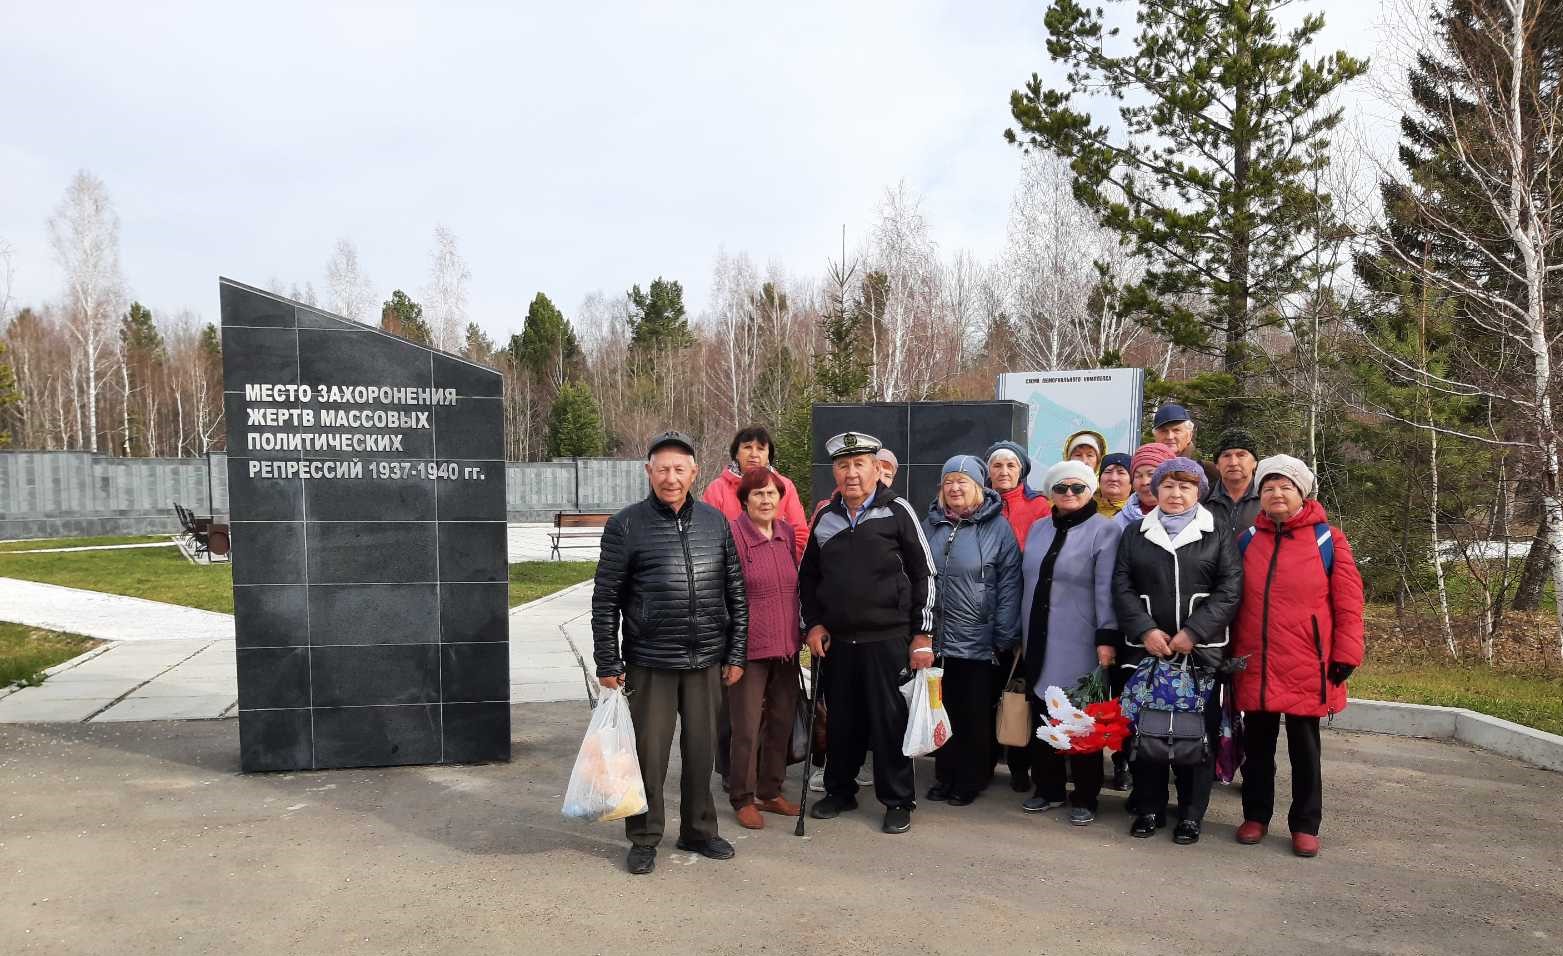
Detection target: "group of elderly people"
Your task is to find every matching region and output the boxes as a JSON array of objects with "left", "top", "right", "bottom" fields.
[{"left": 591, "top": 407, "right": 1364, "bottom": 875}]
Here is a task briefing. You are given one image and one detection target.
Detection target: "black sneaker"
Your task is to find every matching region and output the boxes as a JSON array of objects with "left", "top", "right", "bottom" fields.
[
  {"left": 1068, "top": 807, "right": 1096, "bottom": 826},
  {"left": 674, "top": 835, "right": 736, "bottom": 860},
  {"left": 947, "top": 792, "right": 977, "bottom": 807},
  {"left": 809, "top": 794, "right": 858, "bottom": 819},
  {"left": 925, "top": 783, "right": 952, "bottom": 802},
  {"left": 882, "top": 806, "right": 912, "bottom": 833},
  {"left": 1109, "top": 766, "right": 1131, "bottom": 791},
  {"left": 1130, "top": 814, "right": 1161, "bottom": 838},
  {"left": 1021, "top": 796, "right": 1065, "bottom": 813},
  {"left": 626, "top": 845, "right": 656, "bottom": 875},
  {"left": 1172, "top": 820, "right": 1201, "bottom": 845}
]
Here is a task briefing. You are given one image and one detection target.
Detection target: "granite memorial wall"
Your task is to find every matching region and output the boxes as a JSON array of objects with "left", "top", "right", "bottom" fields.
[
  {"left": 809, "top": 401, "right": 1029, "bottom": 509},
  {"left": 221, "top": 278, "right": 509, "bottom": 772}
]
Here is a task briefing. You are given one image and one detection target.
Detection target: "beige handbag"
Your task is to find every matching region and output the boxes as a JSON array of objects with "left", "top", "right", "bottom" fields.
[{"left": 995, "top": 651, "right": 1031, "bottom": 747}]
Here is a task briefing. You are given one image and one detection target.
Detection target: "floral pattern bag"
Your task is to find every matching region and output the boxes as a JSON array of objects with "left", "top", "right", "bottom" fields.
[{"left": 1119, "top": 656, "right": 1215, "bottom": 724}]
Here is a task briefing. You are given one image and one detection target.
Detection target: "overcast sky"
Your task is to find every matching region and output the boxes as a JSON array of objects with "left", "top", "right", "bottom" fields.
[{"left": 2, "top": 0, "right": 1393, "bottom": 340}]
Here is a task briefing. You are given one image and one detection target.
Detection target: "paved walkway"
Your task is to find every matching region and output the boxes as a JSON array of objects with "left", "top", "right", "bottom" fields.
[
  {"left": 2, "top": 708, "right": 1559, "bottom": 955},
  {"left": 0, "top": 578, "right": 596, "bottom": 723}
]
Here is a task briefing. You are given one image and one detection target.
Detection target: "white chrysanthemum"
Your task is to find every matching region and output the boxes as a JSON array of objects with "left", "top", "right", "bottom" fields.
[
  {"left": 1044, "top": 687, "right": 1073, "bottom": 720},
  {"left": 1036, "top": 723, "right": 1074, "bottom": 750}
]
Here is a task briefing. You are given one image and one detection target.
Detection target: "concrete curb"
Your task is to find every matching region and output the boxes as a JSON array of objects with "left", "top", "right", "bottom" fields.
[{"left": 1335, "top": 698, "right": 1563, "bottom": 773}]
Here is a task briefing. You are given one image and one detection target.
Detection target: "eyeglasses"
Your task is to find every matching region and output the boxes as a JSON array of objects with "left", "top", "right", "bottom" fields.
[{"left": 1052, "top": 483, "right": 1090, "bottom": 496}]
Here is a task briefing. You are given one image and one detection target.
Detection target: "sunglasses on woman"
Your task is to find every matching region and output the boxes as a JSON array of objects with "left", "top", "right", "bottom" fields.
[{"left": 1052, "top": 483, "right": 1090, "bottom": 496}]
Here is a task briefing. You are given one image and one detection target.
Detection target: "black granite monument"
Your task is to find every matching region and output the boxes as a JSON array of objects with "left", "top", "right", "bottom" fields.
[
  {"left": 221, "top": 278, "right": 509, "bottom": 772},
  {"left": 809, "top": 401, "right": 1029, "bottom": 509}
]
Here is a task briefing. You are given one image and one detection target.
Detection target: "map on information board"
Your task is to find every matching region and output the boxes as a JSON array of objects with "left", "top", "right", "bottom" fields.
[{"left": 995, "top": 369, "right": 1145, "bottom": 491}]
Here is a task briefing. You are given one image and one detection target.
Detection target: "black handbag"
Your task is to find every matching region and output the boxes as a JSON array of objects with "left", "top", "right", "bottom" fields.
[
  {"left": 787, "top": 665, "right": 811, "bottom": 765},
  {"left": 1133, "top": 709, "right": 1208, "bottom": 767}
]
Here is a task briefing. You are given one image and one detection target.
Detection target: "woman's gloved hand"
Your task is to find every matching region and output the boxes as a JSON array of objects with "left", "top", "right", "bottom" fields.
[{"left": 1327, "top": 662, "right": 1355, "bottom": 685}]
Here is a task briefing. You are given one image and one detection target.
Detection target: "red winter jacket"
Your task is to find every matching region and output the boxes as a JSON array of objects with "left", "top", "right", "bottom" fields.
[
  {"left": 701, "top": 467, "right": 808, "bottom": 561},
  {"left": 1231, "top": 499, "right": 1365, "bottom": 717},
  {"left": 998, "top": 485, "right": 1051, "bottom": 552}
]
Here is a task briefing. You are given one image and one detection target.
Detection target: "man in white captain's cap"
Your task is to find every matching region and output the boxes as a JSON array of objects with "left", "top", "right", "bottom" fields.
[{"left": 799, "top": 431, "right": 937, "bottom": 835}]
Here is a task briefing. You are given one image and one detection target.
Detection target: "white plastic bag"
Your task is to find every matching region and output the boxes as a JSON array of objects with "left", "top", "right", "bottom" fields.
[
  {"left": 562, "top": 686, "right": 649, "bottom": 822},
  {"left": 900, "top": 666, "right": 954, "bottom": 757}
]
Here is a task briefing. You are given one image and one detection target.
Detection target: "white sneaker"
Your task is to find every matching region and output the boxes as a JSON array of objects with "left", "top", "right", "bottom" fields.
[
  {"left": 855, "top": 756, "right": 873, "bottom": 787},
  {"left": 809, "top": 768, "right": 826, "bottom": 793}
]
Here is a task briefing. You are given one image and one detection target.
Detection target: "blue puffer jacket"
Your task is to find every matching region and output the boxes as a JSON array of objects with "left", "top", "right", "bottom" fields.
[{"left": 921, "top": 489, "right": 1023, "bottom": 662}]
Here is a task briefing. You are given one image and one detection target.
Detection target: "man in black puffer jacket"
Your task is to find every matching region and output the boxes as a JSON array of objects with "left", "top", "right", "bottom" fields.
[{"left": 592, "top": 431, "right": 748, "bottom": 876}]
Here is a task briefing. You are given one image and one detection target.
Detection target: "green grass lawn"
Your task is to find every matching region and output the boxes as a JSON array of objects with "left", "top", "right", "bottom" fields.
[
  {"left": 0, "top": 534, "right": 172, "bottom": 553},
  {"left": 1353, "top": 662, "right": 1563, "bottom": 736},
  {"left": 509, "top": 561, "right": 596, "bottom": 606},
  {"left": 0, "top": 546, "right": 236, "bottom": 612},
  {"left": 0, "top": 622, "right": 102, "bottom": 687},
  {"left": 1, "top": 543, "right": 592, "bottom": 615}
]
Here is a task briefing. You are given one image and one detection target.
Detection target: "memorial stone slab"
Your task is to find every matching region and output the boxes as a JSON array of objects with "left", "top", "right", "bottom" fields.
[
  {"left": 221, "top": 278, "right": 509, "bottom": 772},
  {"left": 808, "top": 401, "right": 1028, "bottom": 509}
]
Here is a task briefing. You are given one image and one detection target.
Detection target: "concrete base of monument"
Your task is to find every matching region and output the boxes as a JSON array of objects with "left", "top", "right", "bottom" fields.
[
  {"left": 1, "top": 706, "right": 1558, "bottom": 955},
  {"left": 1334, "top": 698, "right": 1563, "bottom": 773}
]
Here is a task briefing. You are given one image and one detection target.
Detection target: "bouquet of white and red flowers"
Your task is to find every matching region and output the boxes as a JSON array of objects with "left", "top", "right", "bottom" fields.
[{"left": 1034, "top": 667, "right": 1132, "bottom": 756}]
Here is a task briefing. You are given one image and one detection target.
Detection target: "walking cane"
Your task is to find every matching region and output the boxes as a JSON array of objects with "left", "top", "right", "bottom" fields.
[{"left": 795, "top": 651, "right": 823, "bottom": 836}]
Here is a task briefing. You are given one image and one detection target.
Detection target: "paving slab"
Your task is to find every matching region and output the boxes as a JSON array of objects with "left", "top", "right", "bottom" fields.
[
  {"left": 0, "top": 706, "right": 1558, "bottom": 956},
  {"left": 90, "top": 695, "right": 235, "bottom": 721}
]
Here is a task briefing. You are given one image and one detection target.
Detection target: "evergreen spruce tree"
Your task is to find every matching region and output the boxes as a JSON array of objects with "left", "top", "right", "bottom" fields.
[
  {"left": 547, "top": 381, "right": 607, "bottom": 458},
  {"left": 380, "top": 290, "right": 431, "bottom": 344},
  {"left": 517, "top": 292, "right": 583, "bottom": 389}
]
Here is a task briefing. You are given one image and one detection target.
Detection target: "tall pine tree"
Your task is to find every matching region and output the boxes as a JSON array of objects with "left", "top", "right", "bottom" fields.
[{"left": 1006, "top": 0, "right": 1366, "bottom": 423}]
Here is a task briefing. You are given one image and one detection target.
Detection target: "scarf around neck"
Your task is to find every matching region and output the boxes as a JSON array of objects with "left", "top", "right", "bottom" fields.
[{"left": 1157, "top": 505, "right": 1199, "bottom": 539}]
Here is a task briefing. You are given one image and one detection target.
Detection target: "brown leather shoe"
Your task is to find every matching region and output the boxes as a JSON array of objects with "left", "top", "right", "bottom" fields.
[
  {"left": 1292, "top": 832, "right": 1320, "bottom": 857},
  {"left": 734, "top": 804, "right": 764, "bottom": 829},
  {"left": 756, "top": 796, "right": 801, "bottom": 817},
  {"left": 1235, "top": 820, "right": 1268, "bottom": 845}
]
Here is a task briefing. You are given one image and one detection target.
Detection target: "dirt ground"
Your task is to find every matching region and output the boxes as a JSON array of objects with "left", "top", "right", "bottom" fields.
[{"left": 1, "top": 704, "right": 1559, "bottom": 956}]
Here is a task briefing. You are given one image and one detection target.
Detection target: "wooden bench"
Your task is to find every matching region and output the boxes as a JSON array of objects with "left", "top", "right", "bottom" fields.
[{"left": 549, "top": 512, "right": 612, "bottom": 560}]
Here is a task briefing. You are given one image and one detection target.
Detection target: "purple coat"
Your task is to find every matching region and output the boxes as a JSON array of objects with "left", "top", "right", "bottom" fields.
[
  {"left": 1021, "top": 513, "right": 1122, "bottom": 696},
  {"left": 730, "top": 514, "right": 802, "bottom": 661}
]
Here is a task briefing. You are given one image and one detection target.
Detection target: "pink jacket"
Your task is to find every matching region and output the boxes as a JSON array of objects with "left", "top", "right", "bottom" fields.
[{"left": 701, "top": 467, "right": 808, "bottom": 560}]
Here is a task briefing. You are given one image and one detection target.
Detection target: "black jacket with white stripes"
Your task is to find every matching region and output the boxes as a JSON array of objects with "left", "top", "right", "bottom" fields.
[{"left": 799, "top": 484, "right": 936, "bottom": 643}]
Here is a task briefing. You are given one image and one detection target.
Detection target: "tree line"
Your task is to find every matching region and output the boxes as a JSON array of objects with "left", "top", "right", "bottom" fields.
[{"left": 0, "top": 0, "right": 1558, "bottom": 658}]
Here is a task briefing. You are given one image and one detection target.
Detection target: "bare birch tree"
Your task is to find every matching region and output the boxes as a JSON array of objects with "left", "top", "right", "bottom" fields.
[
  {"left": 325, "top": 238, "right": 375, "bottom": 322},
  {"left": 47, "top": 171, "right": 124, "bottom": 453},
  {"left": 1365, "top": 0, "right": 1563, "bottom": 654},
  {"left": 424, "top": 225, "right": 470, "bottom": 351}
]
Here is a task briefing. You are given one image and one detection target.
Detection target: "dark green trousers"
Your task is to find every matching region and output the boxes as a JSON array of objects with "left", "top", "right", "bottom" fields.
[{"left": 624, "top": 663, "right": 721, "bottom": 848}]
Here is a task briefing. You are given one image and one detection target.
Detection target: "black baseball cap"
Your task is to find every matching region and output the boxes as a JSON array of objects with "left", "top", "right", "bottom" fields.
[{"left": 647, "top": 430, "right": 696, "bottom": 458}]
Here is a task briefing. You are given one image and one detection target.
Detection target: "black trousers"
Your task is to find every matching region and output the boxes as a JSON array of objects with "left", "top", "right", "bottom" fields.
[
  {"left": 992, "top": 647, "right": 1031, "bottom": 780},
  {"left": 1241, "top": 711, "right": 1323, "bottom": 835},
  {"left": 1027, "top": 691, "right": 1105, "bottom": 810},
  {"left": 933, "top": 657, "right": 998, "bottom": 798},
  {"left": 822, "top": 636, "right": 916, "bottom": 808},
  {"left": 1129, "top": 697, "right": 1222, "bottom": 823}
]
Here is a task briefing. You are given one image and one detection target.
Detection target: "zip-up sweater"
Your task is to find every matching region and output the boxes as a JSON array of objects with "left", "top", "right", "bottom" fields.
[{"left": 799, "top": 484, "right": 937, "bottom": 643}]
